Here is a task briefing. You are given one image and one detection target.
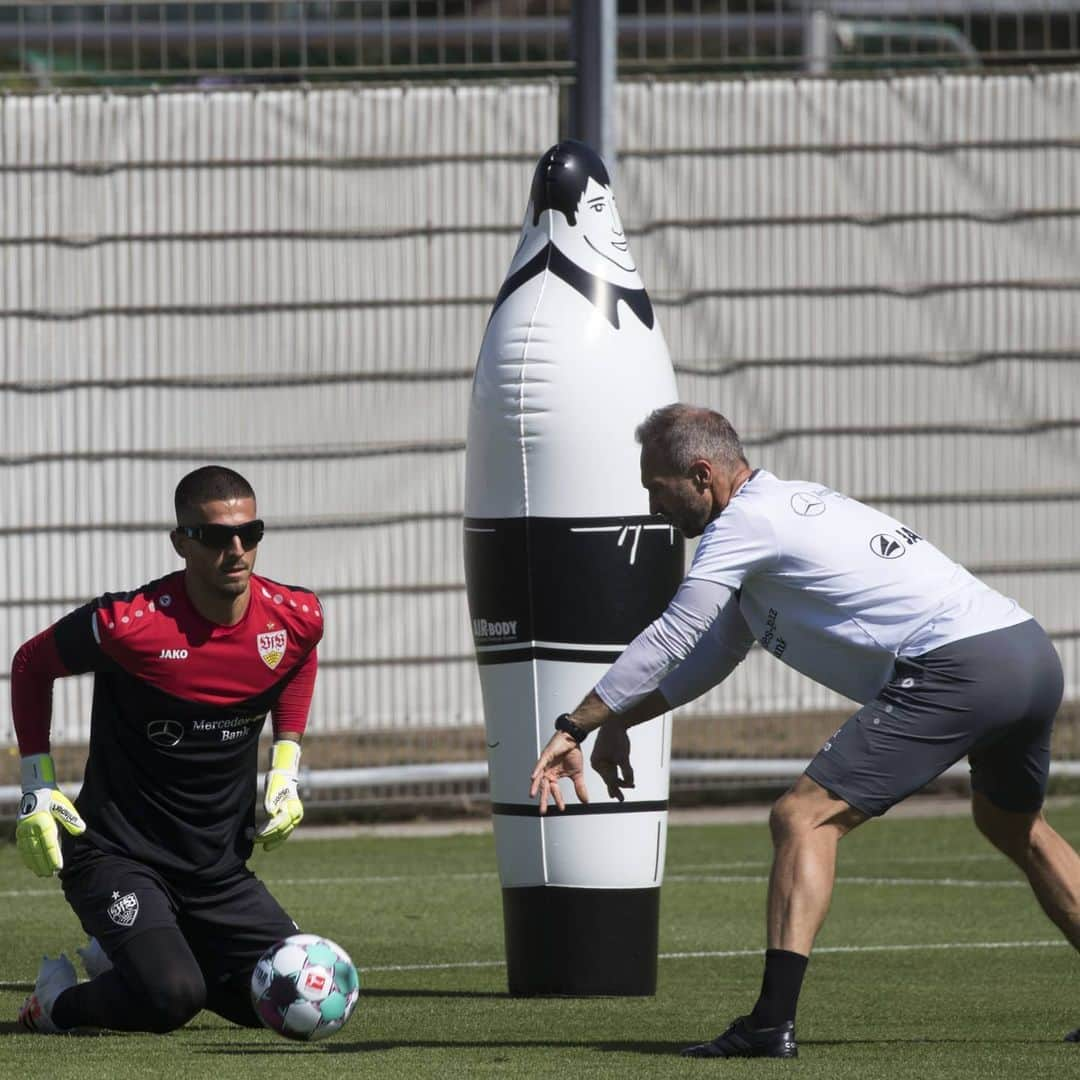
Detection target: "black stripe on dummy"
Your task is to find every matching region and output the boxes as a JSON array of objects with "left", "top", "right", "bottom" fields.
[
  {"left": 491, "top": 800, "right": 668, "bottom": 817},
  {"left": 464, "top": 516, "right": 684, "bottom": 663},
  {"left": 474, "top": 645, "right": 624, "bottom": 666},
  {"left": 503, "top": 886, "right": 661, "bottom": 996}
]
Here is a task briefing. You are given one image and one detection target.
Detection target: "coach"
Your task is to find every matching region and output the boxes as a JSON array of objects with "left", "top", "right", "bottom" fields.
[{"left": 530, "top": 403, "right": 1078, "bottom": 1057}]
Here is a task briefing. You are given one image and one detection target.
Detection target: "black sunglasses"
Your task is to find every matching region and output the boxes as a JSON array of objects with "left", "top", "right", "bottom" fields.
[{"left": 176, "top": 520, "right": 265, "bottom": 551}]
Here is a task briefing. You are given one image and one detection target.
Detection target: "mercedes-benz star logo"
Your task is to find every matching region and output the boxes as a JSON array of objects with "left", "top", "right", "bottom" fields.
[
  {"left": 790, "top": 492, "right": 826, "bottom": 517},
  {"left": 147, "top": 719, "right": 184, "bottom": 747}
]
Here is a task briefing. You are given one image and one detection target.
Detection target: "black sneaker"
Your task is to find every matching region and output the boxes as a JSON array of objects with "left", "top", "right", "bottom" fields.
[
  {"left": 1066, "top": 1028, "right": 1079, "bottom": 1043},
  {"left": 681, "top": 1016, "right": 797, "bottom": 1059}
]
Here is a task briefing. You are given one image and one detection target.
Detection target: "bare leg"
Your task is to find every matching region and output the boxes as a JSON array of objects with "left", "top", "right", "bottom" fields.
[
  {"left": 681, "top": 775, "right": 870, "bottom": 1052},
  {"left": 766, "top": 775, "right": 869, "bottom": 954},
  {"left": 972, "top": 792, "right": 1080, "bottom": 949}
]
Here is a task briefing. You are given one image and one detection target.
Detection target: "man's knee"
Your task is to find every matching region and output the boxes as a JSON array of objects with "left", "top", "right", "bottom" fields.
[
  {"left": 972, "top": 791, "right": 1041, "bottom": 863},
  {"left": 769, "top": 789, "right": 807, "bottom": 843},
  {"left": 770, "top": 775, "right": 866, "bottom": 845},
  {"left": 112, "top": 929, "right": 208, "bottom": 1034},
  {"left": 142, "top": 970, "right": 207, "bottom": 1033}
]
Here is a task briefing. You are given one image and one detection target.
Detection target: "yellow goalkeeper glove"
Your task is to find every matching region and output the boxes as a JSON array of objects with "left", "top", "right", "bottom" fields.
[
  {"left": 256, "top": 740, "right": 303, "bottom": 851},
  {"left": 16, "top": 752, "right": 86, "bottom": 877}
]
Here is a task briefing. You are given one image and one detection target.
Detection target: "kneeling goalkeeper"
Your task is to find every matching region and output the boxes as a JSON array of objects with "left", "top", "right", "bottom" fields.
[{"left": 11, "top": 466, "right": 321, "bottom": 1034}]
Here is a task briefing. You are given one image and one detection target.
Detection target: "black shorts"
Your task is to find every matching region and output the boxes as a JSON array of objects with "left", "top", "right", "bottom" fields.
[
  {"left": 805, "top": 619, "right": 1063, "bottom": 817},
  {"left": 60, "top": 847, "right": 297, "bottom": 983}
]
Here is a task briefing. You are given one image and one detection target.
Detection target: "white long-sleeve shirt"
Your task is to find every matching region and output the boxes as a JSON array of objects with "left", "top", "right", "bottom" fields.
[{"left": 595, "top": 470, "right": 1030, "bottom": 711}]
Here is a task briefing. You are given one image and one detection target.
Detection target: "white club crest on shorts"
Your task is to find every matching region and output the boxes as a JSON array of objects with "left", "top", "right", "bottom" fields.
[
  {"left": 107, "top": 892, "right": 139, "bottom": 927},
  {"left": 257, "top": 629, "right": 288, "bottom": 670}
]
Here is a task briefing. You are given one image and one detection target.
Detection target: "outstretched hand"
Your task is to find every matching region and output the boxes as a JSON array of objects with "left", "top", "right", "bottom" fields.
[{"left": 529, "top": 732, "right": 589, "bottom": 814}]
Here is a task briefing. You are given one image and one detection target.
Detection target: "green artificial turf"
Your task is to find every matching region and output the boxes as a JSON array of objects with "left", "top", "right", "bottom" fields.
[{"left": 1, "top": 801, "right": 1077, "bottom": 1079}]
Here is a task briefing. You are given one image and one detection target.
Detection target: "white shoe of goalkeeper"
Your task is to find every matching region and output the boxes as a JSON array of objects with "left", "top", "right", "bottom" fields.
[
  {"left": 77, "top": 937, "right": 113, "bottom": 979},
  {"left": 19, "top": 954, "right": 76, "bottom": 1034}
]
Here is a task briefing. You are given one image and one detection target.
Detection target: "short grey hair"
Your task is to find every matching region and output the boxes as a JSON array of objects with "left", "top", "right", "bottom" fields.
[{"left": 635, "top": 404, "right": 748, "bottom": 474}]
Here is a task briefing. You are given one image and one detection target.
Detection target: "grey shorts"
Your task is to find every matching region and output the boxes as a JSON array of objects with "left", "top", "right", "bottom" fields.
[{"left": 805, "top": 619, "right": 1063, "bottom": 817}]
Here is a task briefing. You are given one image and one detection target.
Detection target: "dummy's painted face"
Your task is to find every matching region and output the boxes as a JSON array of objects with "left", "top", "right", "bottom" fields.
[
  {"left": 550, "top": 177, "right": 641, "bottom": 287},
  {"left": 578, "top": 178, "right": 634, "bottom": 272}
]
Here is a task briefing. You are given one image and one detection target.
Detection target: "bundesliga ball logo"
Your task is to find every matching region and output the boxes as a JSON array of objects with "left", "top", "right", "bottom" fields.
[{"left": 250, "top": 933, "right": 360, "bottom": 1041}]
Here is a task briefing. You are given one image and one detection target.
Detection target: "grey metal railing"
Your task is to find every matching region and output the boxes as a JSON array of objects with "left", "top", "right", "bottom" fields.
[{"left": 2, "top": 2, "right": 1080, "bottom": 87}]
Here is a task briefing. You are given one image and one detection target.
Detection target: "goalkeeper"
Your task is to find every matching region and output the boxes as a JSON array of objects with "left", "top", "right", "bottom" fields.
[{"left": 11, "top": 466, "right": 320, "bottom": 1034}]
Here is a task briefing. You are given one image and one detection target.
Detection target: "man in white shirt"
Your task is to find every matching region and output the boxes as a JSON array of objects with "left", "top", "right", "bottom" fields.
[{"left": 530, "top": 403, "right": 1077, "bottom": 1058}]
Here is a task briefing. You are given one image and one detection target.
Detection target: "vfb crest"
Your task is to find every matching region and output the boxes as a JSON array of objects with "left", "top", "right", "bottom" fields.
[
  {"left": 257, "top": 629, "right": 288, "bottom": 670},
  {"left": 107, "top": 892, "right": 139, "bottom": 927}
]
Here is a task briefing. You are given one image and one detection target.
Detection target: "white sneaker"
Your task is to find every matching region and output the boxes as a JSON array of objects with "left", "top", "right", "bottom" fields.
[
  {"left": 76, "top": 937, "right": 113, "bottom": 979},
  {"left": 18, "top": 954, "right": 76, "bottom": 1034}
]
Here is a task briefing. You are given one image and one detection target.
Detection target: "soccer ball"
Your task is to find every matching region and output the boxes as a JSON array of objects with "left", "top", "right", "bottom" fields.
[{"left": 251, "top": 933, "right": 360, "bottom": 1041}]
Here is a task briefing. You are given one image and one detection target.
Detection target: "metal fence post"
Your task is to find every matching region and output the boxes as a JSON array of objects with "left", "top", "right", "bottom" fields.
[
  {"left": 569, "top": 0, "right": 617, "bottom": 175},
  {"left": 805, "top": 7, "right": 834, "bottom": 75}
]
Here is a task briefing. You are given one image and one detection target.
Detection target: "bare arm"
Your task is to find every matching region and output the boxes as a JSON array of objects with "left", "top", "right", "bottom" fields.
[{"left": 564, "top": 687, "right": 670, "bottom": 737}]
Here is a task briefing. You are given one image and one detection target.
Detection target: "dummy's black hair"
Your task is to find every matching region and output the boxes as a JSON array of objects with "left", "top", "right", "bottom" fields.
[{"left": 529, "top": 139, "right": 611, "bottom": 227}]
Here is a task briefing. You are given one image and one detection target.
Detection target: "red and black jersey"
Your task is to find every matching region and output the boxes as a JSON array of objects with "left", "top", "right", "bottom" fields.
[{"left": 10, "top": 571, "right": 323, "bottom": 881}]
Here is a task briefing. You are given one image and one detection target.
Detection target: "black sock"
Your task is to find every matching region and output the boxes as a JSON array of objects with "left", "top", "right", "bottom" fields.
[{"left": 748, "top": 948, "right": 809, "bottom": 1028}]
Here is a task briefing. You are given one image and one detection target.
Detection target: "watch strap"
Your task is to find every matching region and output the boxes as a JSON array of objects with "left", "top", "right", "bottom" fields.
[{"left": 555, "top": 713, "right": 589, "bottom": 745}]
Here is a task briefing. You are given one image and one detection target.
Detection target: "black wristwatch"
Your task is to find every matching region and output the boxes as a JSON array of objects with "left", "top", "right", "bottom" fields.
[{"left": 555, "top": 713, "right": 590, "bottom": 745}]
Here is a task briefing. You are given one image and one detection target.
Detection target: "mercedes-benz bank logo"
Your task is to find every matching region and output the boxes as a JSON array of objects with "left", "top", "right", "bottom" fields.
[
  {"left": 870, "top": 533, "right": 905, "bottom": 560},
  {"left": 790, "top": 492, "right": 826, "bottom": 517},
  {"left": 147, "top": 719, "right": 184, "bottom": 747}
]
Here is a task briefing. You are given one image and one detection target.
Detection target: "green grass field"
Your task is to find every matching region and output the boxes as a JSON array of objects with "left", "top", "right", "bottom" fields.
[{"left": 1, "top": 802, "right": 1078, "bottom": 1079}]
